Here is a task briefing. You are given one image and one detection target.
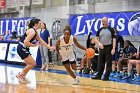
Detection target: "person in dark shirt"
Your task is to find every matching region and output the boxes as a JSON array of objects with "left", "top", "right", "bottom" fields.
[
  {"left": 116, "top": 40, "right": 136, "bottom": 77},
  {"left": 16, "top": 18, "right": 54, "bottom": 83},
  {"left": 110, "top": 28, "right": 124, "bottom": 76},
  {"left": 122, "top": 46, "right": 140, "bottom": 82},
  {"left": 79, "top": 31, "right": 103, "bottom": 74}
]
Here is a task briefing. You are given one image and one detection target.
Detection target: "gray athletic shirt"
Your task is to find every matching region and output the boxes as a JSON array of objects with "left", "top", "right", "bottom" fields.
[{"left": 96, "top": 26, "right": 115, "bottom": 45}]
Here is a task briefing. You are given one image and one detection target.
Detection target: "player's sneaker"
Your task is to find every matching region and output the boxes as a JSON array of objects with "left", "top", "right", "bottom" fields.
[
  {"left": 122, "top": 74, "right": 131, "bottom": 80},
  {"left": 23, "top": 76, "right": 30, "bottom": 83},
  {"left": 132, "top": 75, "right": 140, "bottom": 82},
  {"left": 16, "top": 73, "right": 26, "bottom": 84},
  {"left": 73, "top": 78, "right": 79, "bottom": 85}
]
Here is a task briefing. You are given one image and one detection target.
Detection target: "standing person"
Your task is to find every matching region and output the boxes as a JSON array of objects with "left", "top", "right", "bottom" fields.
[
  {"left": 0, "top": 35, "right": 4, "bottom": 41},
  {"left": 40, "top": 22, "right": 51, "bottom": 71},
  {"left": 16, "top": 18, "right": 54, "bottom": 83},
  {"left": 110, "top": 28, "right": 124, "bottom": 77},
  {"left": 91, "top": 17, "right": 116, "bottom": 81},
  {"left": 48, "top": 29, "right": 54, "bottom": 66},
  {"left": 56, "top": 25, "right": 86, "bottom": 85}
]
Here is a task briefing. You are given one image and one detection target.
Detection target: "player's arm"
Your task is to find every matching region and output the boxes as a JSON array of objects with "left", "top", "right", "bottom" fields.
[
  {"left": 24, "top": 29, "right": 37, "bottom": 47},
  {"left": 73, "top": 37, "right": 86, "bottom": 51},
  {"left": 86, "top": 32, "right": 92, "bottom": 48},
  {"left": 48, "top": 37, "right": 51, "bottom": 46},
  {"left": 112, "top": 37, "right": 116, "bottom": 50},
  {"left": 136, "top": 46, "right": 140, "bottom": 58},
  {"left": 56, "top": 39, "right": 61, "bottom": 56},
  {"left": 111, "top": 28, "right": 116, "bottom": 55},
  {"left": 130, "top": 53, "right": 134, "bottom": 59}
]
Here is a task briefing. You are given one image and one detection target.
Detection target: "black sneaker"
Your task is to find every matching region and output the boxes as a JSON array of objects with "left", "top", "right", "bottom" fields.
[
  {"left": 102, "top": 77, "right": 109, "bottom": 81},
  {"left": 79, "top": 69, "right": 83, "bottom": 74},
  {"left": 84, "top": 68, "right": 90, "bottom": 74},
  {"left": 91, "top": 75, "right": 101, "bottom": 80}
]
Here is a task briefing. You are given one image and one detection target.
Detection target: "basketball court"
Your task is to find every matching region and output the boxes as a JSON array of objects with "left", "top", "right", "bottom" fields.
[
  {"left": 0, "top": 63, "right": 140, "bottom": 93},
  {"left": 0, "top": 0, "right": 140, "bottom": 93}
]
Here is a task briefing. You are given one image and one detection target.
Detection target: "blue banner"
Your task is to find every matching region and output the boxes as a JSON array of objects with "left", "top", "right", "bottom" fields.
[
  {"left": 69, "top": 11, "right": 140, "bottom": 36},
  {"left": 0, "top": 17, "right": 33, "bottom": 35}
]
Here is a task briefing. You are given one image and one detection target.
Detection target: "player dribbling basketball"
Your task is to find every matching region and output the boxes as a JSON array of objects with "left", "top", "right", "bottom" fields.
[{"left": 56, "top": 25, "right": 86, "bottom": 85}]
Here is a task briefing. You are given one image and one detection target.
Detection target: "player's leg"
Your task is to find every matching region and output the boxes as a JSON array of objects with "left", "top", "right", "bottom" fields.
[
  {"left": 79, "top": 56, "right": 86, "bottom": 74},
  {"left": 40, "top": 45, "right": 46, "bottom": 70},
  {"left": 42, "top": 46, "right": 49, "bottom": 71},
  {"left": 16, "top": 55, "right": 36, "bottom": 83},
  {"left": 63, "top": 60, "right": 76, "bottom": 79}
]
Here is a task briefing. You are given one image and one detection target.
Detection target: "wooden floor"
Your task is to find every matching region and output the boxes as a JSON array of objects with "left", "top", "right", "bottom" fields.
[{"left": 0, "top": 64, "right": 140, "bottom": 93}]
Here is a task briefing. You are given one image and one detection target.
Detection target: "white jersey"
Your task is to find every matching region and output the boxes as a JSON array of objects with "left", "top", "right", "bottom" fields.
[{"left": 59, "top": 35, "right": 76, "bottom": 61}]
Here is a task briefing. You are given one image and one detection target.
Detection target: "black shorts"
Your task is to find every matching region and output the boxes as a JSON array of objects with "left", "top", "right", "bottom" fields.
[
  {"left": 112, "top": 52, "right": 120, "bottom": 61},
  {"left": 17, "top": 44, "right": 31, "bottom": 60},
  {"left": 62, "top": 60, "right": 76, "bottom": 65}
]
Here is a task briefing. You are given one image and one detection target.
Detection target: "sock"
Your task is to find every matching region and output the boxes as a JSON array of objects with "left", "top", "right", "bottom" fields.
[
  {"left": 120, "top": 71, "right": 123, "bottom": 73},
  {"left": 128, "top": 73, "right": 131, "bottom": 76}
]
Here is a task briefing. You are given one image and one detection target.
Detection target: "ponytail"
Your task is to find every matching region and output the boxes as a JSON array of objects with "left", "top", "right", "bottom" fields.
[{"left": 28, "top": 18, "right": 41, "bottom": 29}]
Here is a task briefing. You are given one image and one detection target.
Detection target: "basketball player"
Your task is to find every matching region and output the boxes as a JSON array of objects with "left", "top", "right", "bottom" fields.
[
  {"left": 122, "top": 46, "right": 140, "bottom": 82},
  {"left": 16, "top": 18, "right": 54, "bottom": 83},
  {"left": 56, "top": 25, "right": 86, "bottom": 85}
]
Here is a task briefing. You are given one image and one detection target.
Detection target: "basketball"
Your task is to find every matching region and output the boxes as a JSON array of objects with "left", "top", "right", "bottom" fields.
[{"left": 86, "top": 48, "right": 95, "bottom": 58}]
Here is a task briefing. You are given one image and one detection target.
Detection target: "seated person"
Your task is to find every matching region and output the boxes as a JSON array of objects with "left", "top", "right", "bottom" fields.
[
  {"left": 8, "top": 31, "right": 18, "bottom": 41},
  {"left": 79, "top": 31, "right": 102, "bottom": 74},
  {"left": 122, "top": 46, "right": 140, "bottom": 82},
  {"left": 4, "top": 30, "right": 11, "bottom": 41},
  {"left": 0, "top": 35, "right": 4, "bottom": 41},
  {"left": 115, "top": 40, "right": 136, "bottom": 77}
]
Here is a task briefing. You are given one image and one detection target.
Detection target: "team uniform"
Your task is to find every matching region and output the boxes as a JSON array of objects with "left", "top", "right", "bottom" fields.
[
  {"left": 17, "top": 28, "right": 37, "bottom": 59},
  {"left": 112, "top": 33, "right": 124, "bottom": 61},
  {"left": 59, "top": 35, "right": 76, "bottom": 65}
]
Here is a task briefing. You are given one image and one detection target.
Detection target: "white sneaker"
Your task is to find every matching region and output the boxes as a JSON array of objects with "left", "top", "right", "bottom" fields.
[
  {"left": 73, "top": 78, "right": 79, "bottom": 85},
  {"left": 16, "top": 73, "right": 26, "bottom": 84},
  {"left": 23, "top": 77, "right": 30, "bottom": 83}
]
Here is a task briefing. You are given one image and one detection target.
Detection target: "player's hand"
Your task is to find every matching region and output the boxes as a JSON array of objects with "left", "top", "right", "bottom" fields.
[
  {"left": 111, "top": 49, "right": 115, "bottom": 55},
  {"left": 133, "top": 53, "right": 137, "bottom": 57},
  {"left": 50, "top": 46, "right": 55, "bottom": 51},
  {"left": 133, "top": 53, "right": 139, "bottom": 58}
]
